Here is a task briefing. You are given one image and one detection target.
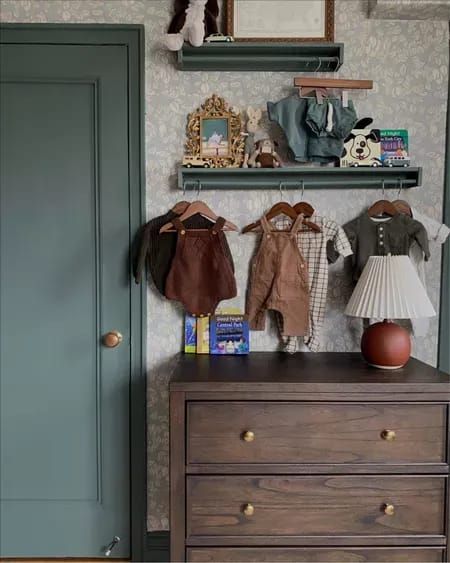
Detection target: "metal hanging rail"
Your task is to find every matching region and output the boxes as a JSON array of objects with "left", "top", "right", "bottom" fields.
[{"left": 178, "top": 166, "right": 422, "bottom": 191}]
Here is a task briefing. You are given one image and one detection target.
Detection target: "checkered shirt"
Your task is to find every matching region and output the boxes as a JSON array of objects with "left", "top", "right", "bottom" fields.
[{"left": 272, "top": 215, "right": 352, "bottom": 352}]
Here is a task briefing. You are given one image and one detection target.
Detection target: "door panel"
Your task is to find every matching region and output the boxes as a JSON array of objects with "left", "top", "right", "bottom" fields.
[
  {"left": 1, "top": 43, "right": 131, "bottom": 557},
  {"left": 2, "top": 81, "right": 98, "bottom": 502}
]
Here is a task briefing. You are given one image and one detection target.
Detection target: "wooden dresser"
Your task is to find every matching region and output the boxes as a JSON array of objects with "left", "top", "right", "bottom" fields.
[{"left": 169, "top": 352, "right": 450, "bottom": 562}]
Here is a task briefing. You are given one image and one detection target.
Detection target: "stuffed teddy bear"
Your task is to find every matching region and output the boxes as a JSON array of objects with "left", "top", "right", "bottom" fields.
[
  {"left": 164, "top": 0, "right": 219, "bottom": 51},
  {"left": 242, "top": 106, "right": 264, "bottom": 168},
  {"left": 248, "top": 138, "right": 283, "bottom": 168}
]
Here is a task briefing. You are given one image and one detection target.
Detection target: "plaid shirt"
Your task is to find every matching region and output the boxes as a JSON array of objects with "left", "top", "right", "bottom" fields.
[{"left": 272, "top": 215, "right": 352, "bottom": 352}]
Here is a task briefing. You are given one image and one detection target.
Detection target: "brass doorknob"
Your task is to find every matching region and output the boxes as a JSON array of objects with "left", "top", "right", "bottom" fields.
[
  {"left": 242, "top": 431, "right": 255, "bottom": 442},
  {"left": 103, "top": 331, "right": 123, "bottom": 348},
  {"left": 383, "top": 503, "right": 395, "bottom": 516},
  {"left": 243, "top": 503, "right": 255, "bottom": 516},
  {"left": 381, "top": 429, "right": 396, "bottom": 441}
]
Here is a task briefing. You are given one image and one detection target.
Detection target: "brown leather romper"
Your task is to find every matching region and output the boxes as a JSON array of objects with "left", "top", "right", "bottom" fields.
[
  {"left": 165, "top": 217, "right": 237, "bottom": 316},
  {"left": 246, "top": 214, "right": 310, "bottom": 336}
]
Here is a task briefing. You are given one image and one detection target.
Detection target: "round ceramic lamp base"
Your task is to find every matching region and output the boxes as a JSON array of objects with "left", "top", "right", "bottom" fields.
[{"left": 361, "top": 320, "right": 411, "bottom": 370}]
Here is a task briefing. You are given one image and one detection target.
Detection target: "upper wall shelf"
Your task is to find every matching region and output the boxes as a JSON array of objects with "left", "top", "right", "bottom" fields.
[
  {"left": 178, "top": 167, "right": 422, "bottom": 191},
  {"left": 178, "top": 42, "right": 344, "bottom": 72}
]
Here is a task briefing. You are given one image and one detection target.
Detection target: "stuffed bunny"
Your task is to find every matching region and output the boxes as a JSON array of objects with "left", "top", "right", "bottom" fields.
[
  {"left": 164, "top": 0, "right": 219, "bottom": 51},
  {"left": 242, "top": 106, "right": 264, "bottom": 168}
]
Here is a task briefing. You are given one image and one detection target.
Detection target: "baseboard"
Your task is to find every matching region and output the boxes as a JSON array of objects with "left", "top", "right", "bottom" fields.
[{"left": 144, "top": 532, "right": 169, "bottom": 562}]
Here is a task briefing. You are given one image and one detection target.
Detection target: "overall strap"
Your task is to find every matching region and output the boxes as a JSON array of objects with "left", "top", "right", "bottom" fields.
[
  {"left": 260, "top": 215, "right": 272, "bottom": 233},
  {"left": 289, "top": 213, "right": 305, "bottom": 236},
  {"left": 171, "top": 217, "right": 186, "bottom": 232},
  {"left": 211, "top": 216, "right": 226, "bottom": 233}
]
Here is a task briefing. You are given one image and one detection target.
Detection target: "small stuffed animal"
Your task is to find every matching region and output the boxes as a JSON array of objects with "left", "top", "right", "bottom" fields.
[
  {"left": 164, "top": 0, "right": 219, "bottom": 51},
  {"left": 248, "top": 138, "right": 283, "bottom": 168},
  {"left": 242, "top": 106, "right": 263, "bottom": 168}
]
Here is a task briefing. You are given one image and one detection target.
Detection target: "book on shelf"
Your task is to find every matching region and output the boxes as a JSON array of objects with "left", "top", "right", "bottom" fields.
[
  {"left": 210, "top": 314, "right": 249, "bottom": 355},
  {"left": 184, "top": 314, "right": 196, "bottom": 354},
  {"left": 196, "top": 316, "right": 210, "bottom": 354}
]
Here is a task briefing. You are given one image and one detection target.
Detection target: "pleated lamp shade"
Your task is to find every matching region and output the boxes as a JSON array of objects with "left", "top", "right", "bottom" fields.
[{"left": 345, "top": 255, "right": 436, "bottom": 319}]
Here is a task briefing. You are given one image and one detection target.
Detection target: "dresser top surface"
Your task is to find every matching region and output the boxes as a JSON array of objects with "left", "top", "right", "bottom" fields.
[{"left": 170, "top": 352, "right": 450, "bottom": 393}]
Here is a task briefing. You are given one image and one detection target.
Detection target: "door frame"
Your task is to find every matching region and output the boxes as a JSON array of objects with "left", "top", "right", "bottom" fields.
[
  {"left": 0, "top": 24, "right": 146, "bottom": 559},
  {"left": 439, "top": 37, "right": 450, "bottom": 374}
]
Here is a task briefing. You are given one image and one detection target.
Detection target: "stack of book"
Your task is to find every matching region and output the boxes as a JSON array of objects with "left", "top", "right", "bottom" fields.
[{"left": 184, "top": 309, "right": 249, "bottom": 355}]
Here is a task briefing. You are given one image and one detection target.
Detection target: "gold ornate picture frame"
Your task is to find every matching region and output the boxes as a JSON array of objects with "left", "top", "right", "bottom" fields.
[
  {"left": 185, "top": 94, "right": 245, "bottom": 168},
  {"left": 226, "top": 0, "right": 334, "bottom": 43}
]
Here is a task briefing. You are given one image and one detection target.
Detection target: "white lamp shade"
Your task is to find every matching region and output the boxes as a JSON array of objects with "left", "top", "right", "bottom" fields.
[{"left": 345, "top": 255, "right": 436, "bottom": 319}]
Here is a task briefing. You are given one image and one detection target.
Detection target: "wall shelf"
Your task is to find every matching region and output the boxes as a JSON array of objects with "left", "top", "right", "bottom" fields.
[
  {"left": 178, "top": 42, "right": 344, "bottom": 72},
  {"left": 178, "top": 166, "right": 422, "bottom": 191}
]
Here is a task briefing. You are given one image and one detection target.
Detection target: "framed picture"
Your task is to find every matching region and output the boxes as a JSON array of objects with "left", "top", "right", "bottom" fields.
[
  {"left": 185, "top": 94, "right": 244, "bottom": 168},
  {"left": 201, "top": 117, "right": 230, "bottom": 158},
  {"left": 226, "top": 0, "right": 334, "bottom": 42}
]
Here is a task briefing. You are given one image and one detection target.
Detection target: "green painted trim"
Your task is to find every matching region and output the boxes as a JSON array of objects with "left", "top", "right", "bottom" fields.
[
  {"left": 439, "top": 38, "right": 450, "bottom": 374},
  {"left": 178, "top": 42, "right": 343, "bottom": 72},
  {"left": 0, "top": 24, "right": 147, "bottom": 559},
  {"left": 179, "top": 166, "right": 422, "bottom": 191}
]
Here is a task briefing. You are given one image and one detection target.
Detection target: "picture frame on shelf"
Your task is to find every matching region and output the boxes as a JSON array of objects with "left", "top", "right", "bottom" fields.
[
  {"left": 225, "top": 0, "right": 335, "bottom": 42},
  {"left": 185, "top": 94, "right": 245, "bottom": 168},
  {"left": 201, "top": 117, "right": 230, "bottom": 159}
]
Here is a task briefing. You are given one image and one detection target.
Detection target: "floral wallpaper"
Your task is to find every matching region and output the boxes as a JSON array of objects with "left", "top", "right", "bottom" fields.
[
  {"left": 369, "top": 0, "right": 450, "bottom": 20},
  {"left": 1, "top": 0, "right": 448, "bottom": 532}
]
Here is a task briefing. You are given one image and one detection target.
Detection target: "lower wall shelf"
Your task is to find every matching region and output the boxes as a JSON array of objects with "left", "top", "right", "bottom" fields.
[{"left": 178, "top": 166, "right": 422, "bottom": 191}]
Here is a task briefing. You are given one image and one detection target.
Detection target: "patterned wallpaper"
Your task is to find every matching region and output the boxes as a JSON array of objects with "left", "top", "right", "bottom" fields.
[
  {"left": 369, "top": 0, "right": 450, "bottom": 20},
  {"left": 1, "top": 0, "right": 448, "bottom": 532}
]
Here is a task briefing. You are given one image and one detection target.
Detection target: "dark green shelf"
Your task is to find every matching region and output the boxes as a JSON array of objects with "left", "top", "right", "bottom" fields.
[
  {"left": 178, "top": 42, "right": 343, "bottom": 72},
  {"left": 178, "top": 166, "right": 422, "bottom": 191}
]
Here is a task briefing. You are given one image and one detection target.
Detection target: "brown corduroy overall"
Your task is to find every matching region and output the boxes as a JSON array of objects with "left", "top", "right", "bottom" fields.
[
  {"left": 165, "top": 217, "right": 237, "bottom": 316},
  {"left": 246, "top": 214, "right": 310, "bottom": 336}
]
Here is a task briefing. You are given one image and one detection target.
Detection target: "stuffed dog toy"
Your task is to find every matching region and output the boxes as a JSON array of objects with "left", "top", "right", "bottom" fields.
[{"left": 164, "top": 0, "right": 219, "bottom": 51}]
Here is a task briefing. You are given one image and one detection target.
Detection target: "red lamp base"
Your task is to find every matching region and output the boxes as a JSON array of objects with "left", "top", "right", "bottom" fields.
[{"left": 361, "top": 320, "right": 411, "bottom": 370}]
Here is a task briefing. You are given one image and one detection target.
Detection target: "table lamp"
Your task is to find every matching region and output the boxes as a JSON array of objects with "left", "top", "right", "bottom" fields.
[{"left": 345, "top": 254, "right": 436, "bottom": 369}]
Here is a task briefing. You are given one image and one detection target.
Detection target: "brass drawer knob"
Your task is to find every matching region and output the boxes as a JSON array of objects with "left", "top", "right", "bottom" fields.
[
  {"left": 383, "top": 503, "right": 395, "bottom": 516},
  {"left": 381, "top": 429, "right": 396, "bottom": 441},
  {"left": 103, "top": 331, "right": 123, "bottom": 348},
  {"left": 243, "top": 503, "right": 255, "bottom": 516},
  {"left": 242, "top": 430, "right": 255, "bottom": 442}
]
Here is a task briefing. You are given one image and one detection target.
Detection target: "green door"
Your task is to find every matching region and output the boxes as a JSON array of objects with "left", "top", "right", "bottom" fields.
[{"left": 0, "top": 31, "right": 142, "bottom": 558}]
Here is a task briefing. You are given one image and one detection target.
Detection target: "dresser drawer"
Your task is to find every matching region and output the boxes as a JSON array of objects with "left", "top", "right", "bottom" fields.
[
  {"left": 186, "top": 475, "right": 445, "bottom": 538},
  {"left": 187, "top": 402, "right": 446, "bottom": 464},
  {"left": 187, "top": 547, "right": 445, "bottom": 562}
]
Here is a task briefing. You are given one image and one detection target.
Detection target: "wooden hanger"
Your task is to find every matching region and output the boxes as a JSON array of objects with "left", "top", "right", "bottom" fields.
[
  {"left": 368, "top": 180, "right": 399, "bottom": 218},
  {"left": 392, "top": 180, "right": 412, "bottom": 217},
  {"left": 160, "top": 200, "right": 238, "bottom": 233},
  {"left": 242, "top": 201, "right": 321, "bottom": 234},
  {"left": 294, "top": 180, "right": 315, "bottom": 218},
  {"left": 368, "top": 199, "right": 398, "bottom": 218},
  {"left": 242, "top": 201, "right": 294, "bottom": 234},
  {"left": 294, "top": 78, "right": 373, "bottom": 90},
  {"left": 171, "top": 201, "right": 190, "bottom": 215},
  {"left": 299, "top": 86, "right": 330, "bottom": 103},
  {"left": 367, "top": 183, "right": 398, "bottom": 218},
  {"left": 393, "top": 199, "right": 412, "bottom": 217},
  {"left": 294, "top": 201, "right": 315, "bottom": 217}
]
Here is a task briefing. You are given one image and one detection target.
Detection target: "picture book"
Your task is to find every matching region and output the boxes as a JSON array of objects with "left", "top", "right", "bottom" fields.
[
  {"left": 340, "top": 129, "right": 381, "bottom": 168},
  {"left": 380, "top": 129, "right": 409, "bottom": 162},
  {"left": 196, "top": 316, "right": 210, "bottom": 354},
  {"left": 210, "top": 314, "right": 249, "bottom": 355},
  {"left": 184, "top": 315, "right": 196, "bottom": 354}
]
